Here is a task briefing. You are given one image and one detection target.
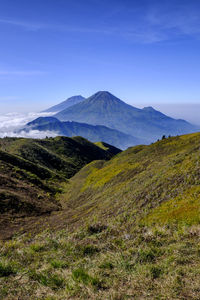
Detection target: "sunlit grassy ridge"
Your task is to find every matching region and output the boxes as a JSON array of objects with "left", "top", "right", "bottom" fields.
[
  {"left": 0, "top": 133, "right": 200, "bottom": 299},
  {"left": 64, "top": 133, "right": 200, "bottom": 226},
  {"left": 145, "top": 186, "right": 200, "bottom": 226}
]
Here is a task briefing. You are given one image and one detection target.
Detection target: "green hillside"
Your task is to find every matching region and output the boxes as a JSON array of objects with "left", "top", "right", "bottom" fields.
[
  {"left": 0, "top": 136, "right": 118, "bottom": 179},
  {"left": 0, "top": 133, "right": 200, "bottom": 299},
  {"left": 65, "top": 132, "right": 200, "bottom": 226},
  {"left": 0, "top": 136, "right": 119, "bottom": 240}
]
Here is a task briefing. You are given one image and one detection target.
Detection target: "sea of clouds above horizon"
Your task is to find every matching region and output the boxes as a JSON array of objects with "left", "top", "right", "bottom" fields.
[{"left": 0, "top": 112, "right": 58, "bottom": 138}]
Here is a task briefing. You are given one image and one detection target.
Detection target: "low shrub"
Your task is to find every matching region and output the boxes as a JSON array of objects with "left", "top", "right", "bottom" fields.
[{"left": 0, "top": 262, "right": 16, "bottom": 277}]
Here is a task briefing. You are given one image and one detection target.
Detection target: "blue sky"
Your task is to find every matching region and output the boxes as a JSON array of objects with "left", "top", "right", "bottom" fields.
[{"left": 0, "top": 0, "right": 200, "bottom": 119}]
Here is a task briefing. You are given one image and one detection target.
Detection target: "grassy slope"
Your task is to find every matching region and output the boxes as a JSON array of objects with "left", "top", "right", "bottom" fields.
[
  {"left": 0, "top": 136, "right": 117, "bottom": 178},
  {"left": 0, "top": 133, "right": 200, "bottom": 299},
  {"left": 66, "top": 133, "right": 200, "bottom": 226},
  {"left": 0, "top": 136, "right": 118, "bottom": 240}
]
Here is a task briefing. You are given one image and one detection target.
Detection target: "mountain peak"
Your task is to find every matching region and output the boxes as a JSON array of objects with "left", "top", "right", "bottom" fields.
[
  {"left": 95, "top": 91, "right": 113, "bottom": 96},
  {"left": 143, "top": 106, "right": 156, "bottom": 112},
  {"left": 66, "top": 95, "right": 84, "bottom": 101},
  {"left": 87, "top": 91, "right": 123, "bottom": 103},
  {"left": 55, "top": 91, "right": 197, "bottom": 143},
  {"left": 43, "top": 95, "right": 85, "bottom": 113},
  {"left": 27, "top": 116, "right": 60, "bottom": 127}
]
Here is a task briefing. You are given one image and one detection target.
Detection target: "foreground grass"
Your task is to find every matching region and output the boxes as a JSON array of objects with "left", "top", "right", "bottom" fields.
[
  {"left": 0, "top": 133, "right": 200, "bottom": 299},
  {"left": 0, "top": 220, "right": 199, "bottom": 299}
]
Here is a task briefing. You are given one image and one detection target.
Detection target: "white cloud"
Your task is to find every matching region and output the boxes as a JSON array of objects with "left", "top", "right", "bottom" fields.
[
  {"left": 0, "top": 19, "right": 46, "bottom": 31},
  {"left": 0, "top": 17, "right": 113, "bottom": 35},
  {"left": 0, "top": 112, "right": 59, "bottom": 138},
  {"left": 1, "top": 129, "right": 58, "bottom": 139}
]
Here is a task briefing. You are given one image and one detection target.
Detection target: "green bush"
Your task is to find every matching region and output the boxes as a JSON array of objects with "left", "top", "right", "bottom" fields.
[
  {"left": 29, "top": 270, "right": 65, "bottom": 289},
  {"left": 150, "top": 266, "right": 163, "bottom": 279},
  {"left": 72, "top": 268, "right": 101, "bottom": 288},
  {"left": 30, "top": 243, "right": 46, "bottom": 252},
  {"left": 136, "top": 248, "right": 160, "bottom": 263},
  {"left": 99, "top": 261, "right": 114, "bottom": 270},
  {"left": 50, "top": 259, "right": 68, "bottom": 269},
  {"left": 0, "top": 262, "right": 16, "bottom": 277},
  {"left": 75, "top": 244, "right": 99, "bottom": 257}
]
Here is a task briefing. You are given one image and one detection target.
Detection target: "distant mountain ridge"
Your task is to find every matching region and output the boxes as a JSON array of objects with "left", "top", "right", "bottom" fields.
[
  {"left": 54, "top": 91, "right": 198, "bottom": 143},
  {"left": 43, "top": 95, "right": 85, "bottom": 113},
  {"left": 25, "top": 117, "right": 145, "bottom": 149}
]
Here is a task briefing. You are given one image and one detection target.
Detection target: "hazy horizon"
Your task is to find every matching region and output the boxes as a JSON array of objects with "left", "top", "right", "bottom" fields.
[
  {"left": 0, "top": 99, "right": 199, "bottom": 142},
  {"left": 1, "top": 95, "right": 200, "bottom": 126}
]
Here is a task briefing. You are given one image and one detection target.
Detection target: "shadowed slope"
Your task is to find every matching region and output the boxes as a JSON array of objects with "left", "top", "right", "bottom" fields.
[{"left": 0, "top": 136, "right": 120, "bottom": 239}]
